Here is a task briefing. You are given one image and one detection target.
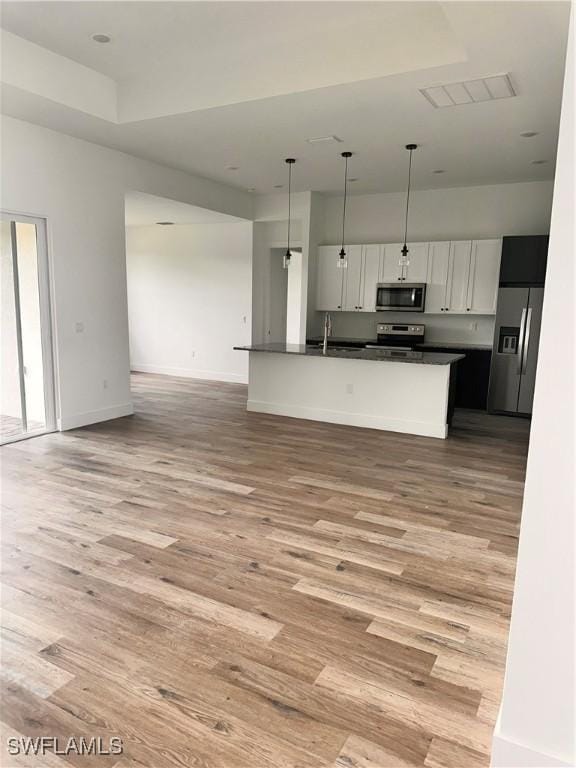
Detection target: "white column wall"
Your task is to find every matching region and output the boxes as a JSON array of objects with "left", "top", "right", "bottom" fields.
[{"left": 491, "top": 11, "right": 575, "bottom": 767}]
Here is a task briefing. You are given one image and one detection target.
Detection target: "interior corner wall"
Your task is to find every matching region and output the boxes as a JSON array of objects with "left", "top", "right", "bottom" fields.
[
  {"left": 0, "top": 116, "right": 252, "bottom": 429},
  {"left": 126, "top": 223, "right": 252, "bottom": 383},
  {"left": 491, "top": 11, "right": 574, "bottom": 767}
]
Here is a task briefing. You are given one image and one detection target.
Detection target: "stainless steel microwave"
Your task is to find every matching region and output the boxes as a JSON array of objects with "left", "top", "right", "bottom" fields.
[{"left": 375, "top": 283, "right": 426, "bottom": 312}]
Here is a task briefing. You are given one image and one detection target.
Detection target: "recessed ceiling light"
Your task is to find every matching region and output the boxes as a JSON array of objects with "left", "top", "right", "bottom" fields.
[
  {"left": 432, "top": 169, "right": 445, "bottom": 174},
  {"left": 247, "top": 187, "right": 256, "bottom": 193},
  {"left": 521, "top": 131, "right": 539, "bottom": 138},
  {"left": 92, "top": 33, "right": 111, "bottom": 44},
  {"left": 156, "top": 221, "right": 174, "bottom": 225},
  {"left": 531, "top": 159, "right": 548, "bottom": 165},
  {"left": 306, "top": 135, "right": 343, "bottom": 145},
  {"left": 226, "top": 165, "right": 239, "bottom": 171},
  {"left": 420, "top": 73, "right": 515, "bottom": 108},
  {"left": 273, "top": 184, "right": 284, "bottom": 189}
]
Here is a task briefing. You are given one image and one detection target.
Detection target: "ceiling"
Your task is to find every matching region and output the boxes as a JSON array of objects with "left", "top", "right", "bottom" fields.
[
  {"left": 0, "top": 1, "right": 571, "bottom": 195},
  {"left": 124, "top": 192, "right": 245, "bottom": 226}
]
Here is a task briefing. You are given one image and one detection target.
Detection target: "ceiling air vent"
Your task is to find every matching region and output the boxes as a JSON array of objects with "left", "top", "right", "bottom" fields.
[{"left": 420, "top": 74, "right": 516, "bottom": 108}]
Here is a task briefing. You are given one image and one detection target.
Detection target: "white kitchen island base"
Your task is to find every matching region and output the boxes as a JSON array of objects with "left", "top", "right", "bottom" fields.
[{"left": 245, "top": 350, "right": 460, "bottom": 439}]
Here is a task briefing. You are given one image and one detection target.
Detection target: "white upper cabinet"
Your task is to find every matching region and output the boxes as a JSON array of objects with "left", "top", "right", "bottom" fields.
[
  {"left": 316, "top": 246, "right": 344, "bottom": 311},
  {"left": 466, "top": 239, "right": 502, "bottom": 313},
  {"left": 404, "top": 242, "right": 430, "bottom": 283},
  {"left": 317, "top": 238, "right": 501, "bottom": 315},
  {"left": 360, "top": 245, "right": 381, "bottom": 312},
  {"left": 446, "top": 241, "right": 473, "bottom": 313},
  {"left": 342, "top": 245, "right": 364, "bottom": 311},
  {"left": 380, "top": 242, "right": 429, "bottom": 282},
  {"left": 425, "top": 242, "right": 450, "bottom": 313},
  {"left": 380, "top": 244, "right": 404, "bottom": 282}
]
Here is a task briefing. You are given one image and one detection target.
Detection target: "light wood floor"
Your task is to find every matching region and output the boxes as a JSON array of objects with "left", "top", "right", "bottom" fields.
[{"left": 0, "top": 373, "right": 531, "bottom": 768}]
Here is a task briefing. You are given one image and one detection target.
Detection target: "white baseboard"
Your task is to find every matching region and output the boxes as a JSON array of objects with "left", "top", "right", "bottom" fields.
[
  {"left": 131, "top": 363, "right": 247, "bottom": 385},
  {"left": 58, "top": 402, "right": 134, "bottom": 431},
  {"left": 246, "top": 400, "right": 448, "bottom": 439},
  {"left": 492, "top": 720, "right": 574, "bottom": 767}
]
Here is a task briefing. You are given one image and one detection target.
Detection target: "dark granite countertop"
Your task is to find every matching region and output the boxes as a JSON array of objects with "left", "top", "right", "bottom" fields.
[{"left": 234, "top": 343, "right": 464, "bottom": 366}]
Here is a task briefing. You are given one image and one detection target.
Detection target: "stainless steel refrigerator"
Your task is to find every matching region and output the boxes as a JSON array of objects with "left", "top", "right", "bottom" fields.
[{"left": 488, "top": 287, "right": 544, "bottom": 415}]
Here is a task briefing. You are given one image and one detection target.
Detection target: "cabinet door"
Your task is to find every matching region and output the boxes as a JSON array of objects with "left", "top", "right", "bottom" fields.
[
  {"left": 342, "top": 245, "right": 364, "bottom": 311},
  {"left": 425, "top": 242, "right": 450, "bottom": 313},
  {"left": 500, "top": 235, "right": 548, "bottom": 286},
  {"left": 359, "top": 245, "right": 381, "bottom": 312},
  {"left": 404, "top": 242, "right": 429, "bottom": 282},
  {"left": 467, "top": 239, "right": 501, "bottom": 313},
  {"left": 380, "top": 244, "right": 404, "bottom": 282},
  {"left": 316, "top": 246, "right": 344, "bottom": 311},
  {"left": 446, "top": 241, "right": 472, "bottom": 313}
]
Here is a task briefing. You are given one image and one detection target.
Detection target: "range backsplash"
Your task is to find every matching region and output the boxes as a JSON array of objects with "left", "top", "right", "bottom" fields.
[{"left": 310, "top": 311, "right": 495, "bottom": 345}]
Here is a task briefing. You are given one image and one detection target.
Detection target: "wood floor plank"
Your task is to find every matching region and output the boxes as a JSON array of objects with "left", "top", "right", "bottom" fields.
[{"left": 0, "top": 373, "right": 530, "bottom": 768}]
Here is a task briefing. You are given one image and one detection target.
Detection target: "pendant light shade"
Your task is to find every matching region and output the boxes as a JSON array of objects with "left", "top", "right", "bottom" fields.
[
  {"left": 338, "top": 151, "right": 352, "bottom": 269},
  {"left": 283, "top": 158, "right": 296, "bottom": 269},
  {"left": 401, "top": 143, "right": 417, "bottom": 264}
]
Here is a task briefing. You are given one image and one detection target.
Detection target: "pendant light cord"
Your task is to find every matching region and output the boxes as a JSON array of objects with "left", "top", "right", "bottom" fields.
[
  {"left": 340, "top": 151, "right": 352, "bottom": 256},
  {"left": 403, "top": 148, "right": 413, "bottom": 249},
  {"left": 402, "top": 144, "right": 417, "bottom": 253},
  {"left": 287, "top": 161, "right": 292, "bottom": 256}
]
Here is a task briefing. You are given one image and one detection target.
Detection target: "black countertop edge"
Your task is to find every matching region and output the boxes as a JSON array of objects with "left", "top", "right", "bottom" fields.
[{"left": 234, "top": 344, "right": 465, "bottom": 366}]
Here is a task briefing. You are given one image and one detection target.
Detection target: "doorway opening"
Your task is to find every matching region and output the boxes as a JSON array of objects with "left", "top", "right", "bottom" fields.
[{"left": 1, "top": 213, "right": 56, "bottom": 444}]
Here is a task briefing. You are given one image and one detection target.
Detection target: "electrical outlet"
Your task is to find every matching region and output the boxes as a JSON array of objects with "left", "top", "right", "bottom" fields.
[
  {"left": 103, "top": 379, "right": 108, "bottom": 389},
  {"left": 190, "top": 350, "right": 196, "bottom": 358},
  {"left": 346, "top": 383, "right": 354, "bottom": 394},
  {"left": 75, "top": 321, "right": 84, "bottom": 333}
]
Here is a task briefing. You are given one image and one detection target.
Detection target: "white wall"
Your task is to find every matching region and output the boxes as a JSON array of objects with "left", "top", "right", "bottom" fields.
[
  {"left": 322, "top": 181, "right": 554, "bottom": 244},
  {"left": 492, "top": 12, "right": 574, "bottom": 768},
  {"left": 252, "top": 219, "right": 303, "bottom": 344},
  {"left": 0, "top": 116, "right": 252, "bottom": 429},
  {"left": 126, "top": 224, "right": 252, "bottom": 383}
]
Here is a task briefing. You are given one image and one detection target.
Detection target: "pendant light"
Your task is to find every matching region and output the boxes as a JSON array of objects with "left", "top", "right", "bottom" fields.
[
  {"left": 338, "top": 151, "right": 352, "bottom": 269},
  {"left": 283, "top": 158, "right": 296, "bottom": 268},
  {"left": 401, "top": 143, "right": 417, "bottom": 266}
]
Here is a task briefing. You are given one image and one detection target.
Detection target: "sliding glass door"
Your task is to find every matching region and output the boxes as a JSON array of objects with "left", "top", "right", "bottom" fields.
[{"left": 1, "top": 213, "right": 55, "bottom": 444}]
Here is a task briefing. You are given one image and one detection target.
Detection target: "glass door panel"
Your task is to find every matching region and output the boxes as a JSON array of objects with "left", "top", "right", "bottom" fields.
[
  {"left": 1, "top": 220, "right": 25, "bottom": 440},
  {"left": 0, "top": 213, "right": 55, "bottom": 444}
]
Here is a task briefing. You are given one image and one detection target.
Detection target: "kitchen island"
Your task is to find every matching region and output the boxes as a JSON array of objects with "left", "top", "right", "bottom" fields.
[{"left": 234, "top": 343, "right": 464, "bottom": 439}]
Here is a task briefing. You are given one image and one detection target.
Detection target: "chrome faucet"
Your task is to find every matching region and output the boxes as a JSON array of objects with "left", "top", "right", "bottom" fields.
[{"left": 322, "top": 312, "right": 332, "bottom": 355}]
